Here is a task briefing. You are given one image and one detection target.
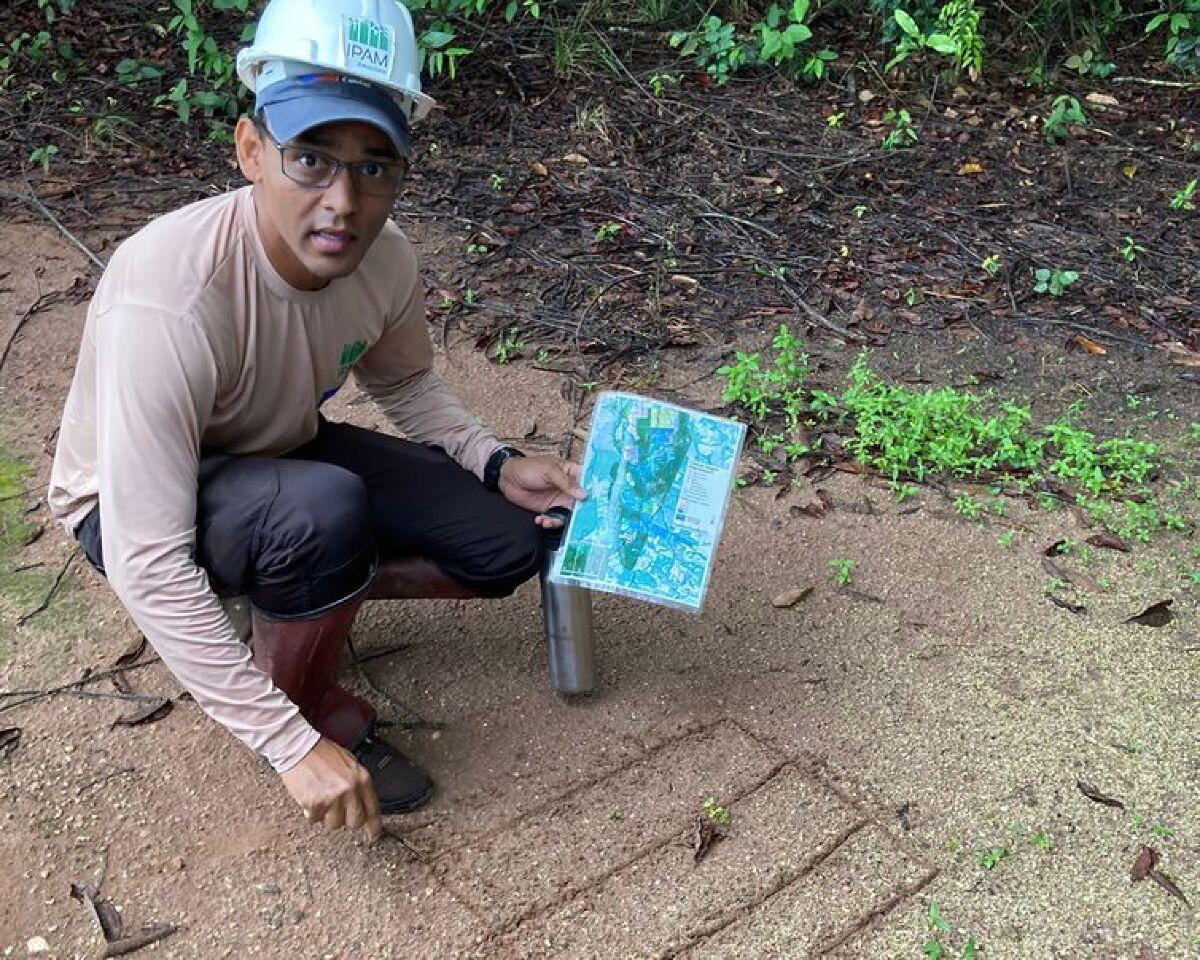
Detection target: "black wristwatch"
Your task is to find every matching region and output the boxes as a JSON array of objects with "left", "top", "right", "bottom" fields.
[{"left": 483, "top": 446, "right": 524, "bottom": 492}]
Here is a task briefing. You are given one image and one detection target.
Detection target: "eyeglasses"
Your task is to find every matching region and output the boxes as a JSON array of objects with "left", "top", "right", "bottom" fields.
[{"left": 256, "top": 124, "right": 408, "bottom": 198}]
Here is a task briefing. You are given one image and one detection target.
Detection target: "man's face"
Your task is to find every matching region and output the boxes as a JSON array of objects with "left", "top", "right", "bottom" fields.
[{"left": 236, "top": 118, "right": 401, "bottom": 291}]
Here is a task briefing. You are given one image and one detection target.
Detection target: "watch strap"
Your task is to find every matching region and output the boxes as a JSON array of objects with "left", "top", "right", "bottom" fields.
[{"left": 483, "top": 446, "right": 525, "bottom": 492}]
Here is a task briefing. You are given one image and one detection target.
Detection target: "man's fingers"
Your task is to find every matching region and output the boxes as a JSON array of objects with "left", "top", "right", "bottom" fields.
[
  {"left": 323, "top": 804, "right": 346, "bottom": 831},
  {"left": 357, "top": 769, "right": 382, "bottom": 843},
  {"left": 546, "top": 462, "right": 586, "bottom": 499}
]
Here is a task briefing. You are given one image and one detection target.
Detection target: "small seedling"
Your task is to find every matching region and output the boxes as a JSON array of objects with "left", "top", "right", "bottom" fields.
[
  {"left": 1032, "top": 828, "right": 1053, "bottom": 852},
  {"left": 488, "top": 171, "right": 505, "bottom": 190},
  {"left": 464, "top": 241, "right": 489, "bottom": 255},
  {"left": 647, "top": 72, "right": 680, "bottom": 97},
  {"left": 610, "top": 808, "right": 625, "bottom": 821},
  {"left": 1169, "top": 178, "right": 1197, "bottom": 211},
  {"left": 492, "top": 326, "right": 523, "bottom": 364},
  {"left": 1151, "top": 822, "right": 1174, "bottom": 839},
  {"left": 980, "top": 254, "right": 1001, "bottom": 276},
  {"left": 1120, "top": 236, "right": 1145, "bottom": 263},
  {"left": 828, "top": 557, "right": 854, "bottom": 587},
  {"left": 996, "top": 529, "right": 1017, "bottom": 548},
  {"left": 702, "top": 796, "right": 731, "bottom": 825},
  {"left": 953, "top": 493, "right": 983, "bottom": 519},
  {"left": 1033, "top": 267, "right": 1079, "bottom": 297},
  {"left": 826, "top": 111, "right": 845, "bottom": 127},
  {"left": 852, "top": 204, "right": 868, "bottom": 218},
  {"left": 1044, "top": 94, "right": 1087, "bottom": 143},
  {"left": 595, "top": 221, "right": 623, "bottom": 243},
  {"left": 882, "top": 107, "right": 919, "bottom": 150},
  {"left": 977, "top": 844, "right": 1008, "bottom": 869},
  {"left": 28, "top": 142, "right": 59, "bottom": 174}
]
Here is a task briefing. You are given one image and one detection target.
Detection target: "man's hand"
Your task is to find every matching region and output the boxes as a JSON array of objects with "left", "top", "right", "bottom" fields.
[
  {"left": 280, "top": 737, "right": 382, "bottom": 842},
  {"left": 497, "top": 454, "right": 586, "bottom": 526}
]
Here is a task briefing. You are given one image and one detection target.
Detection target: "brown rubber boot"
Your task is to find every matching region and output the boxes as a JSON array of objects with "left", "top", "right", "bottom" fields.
[
  {"left": 251, "top": 600, "right": 433, "bottom": 813},
  {"left": 366, "top": 557, "right": 480, "bottom": 600}
]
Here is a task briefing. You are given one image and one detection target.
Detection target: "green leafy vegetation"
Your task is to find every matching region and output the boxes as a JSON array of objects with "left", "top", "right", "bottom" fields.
[
  {"left": 922, "top": 900, "right": 979, "bottom": 959},
  {"left": 702, "top": 796, "right": 731, "bottom": 824}
]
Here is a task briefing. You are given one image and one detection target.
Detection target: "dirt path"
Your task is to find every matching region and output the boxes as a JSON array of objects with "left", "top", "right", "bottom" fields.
[{"left": 0, "top": 205, "right": 1197, "bottom": 958}]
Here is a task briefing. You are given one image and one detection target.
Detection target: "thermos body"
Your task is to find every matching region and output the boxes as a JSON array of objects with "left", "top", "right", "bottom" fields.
[{"left": 540, "top": 507, "right": 596, "bottom": 695}]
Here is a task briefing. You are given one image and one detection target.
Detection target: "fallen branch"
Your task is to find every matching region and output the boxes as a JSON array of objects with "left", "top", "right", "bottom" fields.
[{"left": 0, "top": 655, "right": 162, "bottom": 715}]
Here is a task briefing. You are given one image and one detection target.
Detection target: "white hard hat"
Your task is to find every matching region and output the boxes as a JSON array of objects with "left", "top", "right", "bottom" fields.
[{"left": 237, "top": 0, "right": 435, "bottom": 123}]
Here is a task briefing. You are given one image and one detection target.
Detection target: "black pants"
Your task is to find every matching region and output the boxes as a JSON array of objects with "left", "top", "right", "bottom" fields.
[{"left": 78, "top": 421, "right": 544, "bottom": 619}]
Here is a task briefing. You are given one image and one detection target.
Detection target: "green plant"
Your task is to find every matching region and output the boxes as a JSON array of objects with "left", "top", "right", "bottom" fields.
[
  {"left": 980, "top": 253, "right": 1001, "bottom": 275},
  {"left": 977, "top": 844, "right": 1008, "bottom": 869},
  {"left": 1043, "top": 94, "right": 1087, "bottom": 143},
  {"left": 852, "top": 204, "right": 868, "bottom": 218},
  {"left": 885, "top": 8, "right": 959, "bottom": 71},
  {"left": 28, "top": 143, "right": 59, "bottom": 175},
  {"left": 717, "top": 324, "right": 810, "bottom": 429},
  {"left": 922, "top": 900, "right": 979, "bottom": 959},
  {"left": 1065, "top": 46, "right": 1115, "bottom": 77},
  {"left": 702, "top": 796, "right": 731, "bottom": 824},
  {"left": 996, "top": 529, "right": 1017, "bottom": 547},
  {"left": 1032, "top": 828, "right": 1053, "bottom": 851},
  {"left": 953, "top": 493, "right": 983, "bottom": 518},
  {"left": 803, "top": 47, "right": 838, "bottom": 80},
  {"left": 647, "top": 72, "right": 680, "bottom": 97},
  {"left": 1169, "top": 178, "right": 1197, "bottom": 210},
  {"left": 595, "top": 221, "right": 623, "bottom": 243},
  {"left": 936, "top": 0, "right": 984, "bottom": 77},
  {"left": 829, "top": 557, "right": 854, "bottom": 587},
  {"left": 881, "top": 108, "right": 919, "bottom": 150},
  {"left": 492, "top": 326, "right": 523, "bottom": 364},
  {"left": 826, "top": 111, "right": 845, "bottom": 126},
  {"left": 670, "top": 15, "right": 746, "bottom": 85},
  {"left": 1146, "top": 4, "right": 1200, "bottom": 73},
  {"left": 1033, "top": 267, "right": 1079, "bottom": 297},
  {"left": 489, "top": 172, "right": 505, "bottom": 190},
  {"left": 1120, "top": 236, "right": 1146, "bottom": 263},
  {"left": 753, "top": 0, "right": 814, "bottom": 68}
]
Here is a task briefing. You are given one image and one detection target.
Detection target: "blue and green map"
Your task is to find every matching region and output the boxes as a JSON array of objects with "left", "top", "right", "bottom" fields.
[{"left": 551, "top": 392, "right": 745, "bottom": 611}]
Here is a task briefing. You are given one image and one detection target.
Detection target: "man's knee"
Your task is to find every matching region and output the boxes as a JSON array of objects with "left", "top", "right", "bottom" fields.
[
  {"left": 450, "top": 508, "right": 544, "bottom": 598},
  {"left": 253, "top": 463, "right": 375, "bottom": 616}
]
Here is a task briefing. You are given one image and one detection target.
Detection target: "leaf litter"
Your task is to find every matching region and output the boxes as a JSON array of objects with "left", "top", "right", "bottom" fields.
[
  {"left": 1130, "top": 846, "right": 1190, "bottom": 907},
  {"left": 1125, "top": 599, "right": 1174, "bottom": 628},
  {"left": 70, "top": 881, "right": 181, "bottom": 957},
  {"left": 1076, "top": 780, "right": 1125, "bottom": 809},
  {"left": 0, "top": 726, "right": 20, "bottom": 760}
]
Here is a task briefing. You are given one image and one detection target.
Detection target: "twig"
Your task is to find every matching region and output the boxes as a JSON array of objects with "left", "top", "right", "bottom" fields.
[
  {"left": 17, "top": 550, "right": 75, "bottom": 626},
  {"left": 0, "top": 292, "right": 53, "bottom": 376},
  {"left": 8, "top": 186, "right": 107, "bottom": 272},
  {"left": 381, "top": 825, "right": 431, "bottom": 861},
  {"left": 1110, "top": 75, "right": 1200, "bottom": 89},
  {"left": 0, "top": 655, "right": 162, "bottom": 714}
]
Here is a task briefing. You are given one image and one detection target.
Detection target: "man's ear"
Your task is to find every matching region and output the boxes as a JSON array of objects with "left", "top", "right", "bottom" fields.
[{"left": 235, "top": 116, "right": 265, "bottom": 183}]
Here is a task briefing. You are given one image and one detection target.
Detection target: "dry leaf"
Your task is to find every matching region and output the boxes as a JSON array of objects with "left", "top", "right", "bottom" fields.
[
  {"left": 1085, "top": 92, "right": 1119, "bottom": 107},
  {"left": 1125, "top": 599, "right": 1173, "bottom": 627},
  {"left": 1077, "top": 779, "right": 1125, "bottom": 809},
  {"left": 1148, "top": 868, "right": 1190, "bottom": 906},
  {"left": 0, "top": 727, "right": 20, "bottom": 760},
  {"left": 111, "top": 698, "right": 173, "bottom": 728},
  {"left": 771, "top": 585, "right": 814, "bottom": 609},
  {"left": 958, "top": 161, "right": 984, "bottom": 175},
  {"left": 690, "top": 815, "right": 724, "bottom": 863},
  {"left": 1047, "top": 594, "right": 1086, "bottom": 614},
  {"left": 1131, "top": 845, "right": 1158, "bottom": 882},
  {"left": 1072, "top": 334, "right": 1107, "bottom": 356},
  {"left": 1086, "top": 533, "right": 1130, "bottom": 552},
  {"left": 1156, "top": 341, "right": 1200, "bottom": 367},
  {"left": 562, "top": 152, "right": 590, "bottom": 166},
  {"left": 530, "top": 161, "right": 548, "bottom": 177},
  {"left": 71, "top": 883, "right": 123, "bottom": 941}
]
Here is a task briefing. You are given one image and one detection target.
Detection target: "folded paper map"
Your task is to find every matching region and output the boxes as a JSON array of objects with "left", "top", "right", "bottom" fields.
[{"left": 551, "top": 391, "right": 746, "bottom": 611}]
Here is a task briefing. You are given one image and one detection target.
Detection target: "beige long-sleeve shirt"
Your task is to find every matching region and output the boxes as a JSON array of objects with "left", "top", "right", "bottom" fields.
[{"left": 48, "top": 186, "right": 501, "bottom": 772}]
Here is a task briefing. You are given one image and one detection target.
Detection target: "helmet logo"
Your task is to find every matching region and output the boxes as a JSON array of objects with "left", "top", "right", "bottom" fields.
[{"left": 343, "top": 16, "right": 394, "bottom": 77}]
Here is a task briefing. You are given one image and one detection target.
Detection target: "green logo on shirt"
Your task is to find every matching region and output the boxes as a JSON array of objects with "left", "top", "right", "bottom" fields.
[{"left": 338, "top": 339, "right": 367, "bottom": 377}]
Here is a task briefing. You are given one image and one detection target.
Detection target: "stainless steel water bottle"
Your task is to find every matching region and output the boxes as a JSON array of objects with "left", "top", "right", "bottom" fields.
[{"left": 539, "top": 506, "right": 596, "bottom": 695}]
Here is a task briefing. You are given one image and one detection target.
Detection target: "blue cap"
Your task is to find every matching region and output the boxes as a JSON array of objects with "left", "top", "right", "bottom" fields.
[{"left": 255, "top": 73, "right": 410, "bottom": 158}]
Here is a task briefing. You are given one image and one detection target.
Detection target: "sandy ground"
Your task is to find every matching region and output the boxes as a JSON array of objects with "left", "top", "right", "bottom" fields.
[{"left": 0, "top": 216, "right": 1197, "bottom": 960}]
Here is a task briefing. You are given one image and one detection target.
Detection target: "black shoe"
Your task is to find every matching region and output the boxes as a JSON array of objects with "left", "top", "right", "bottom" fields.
[{"left": 351, "top": 728, "right": 434, "bottom": 814}]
